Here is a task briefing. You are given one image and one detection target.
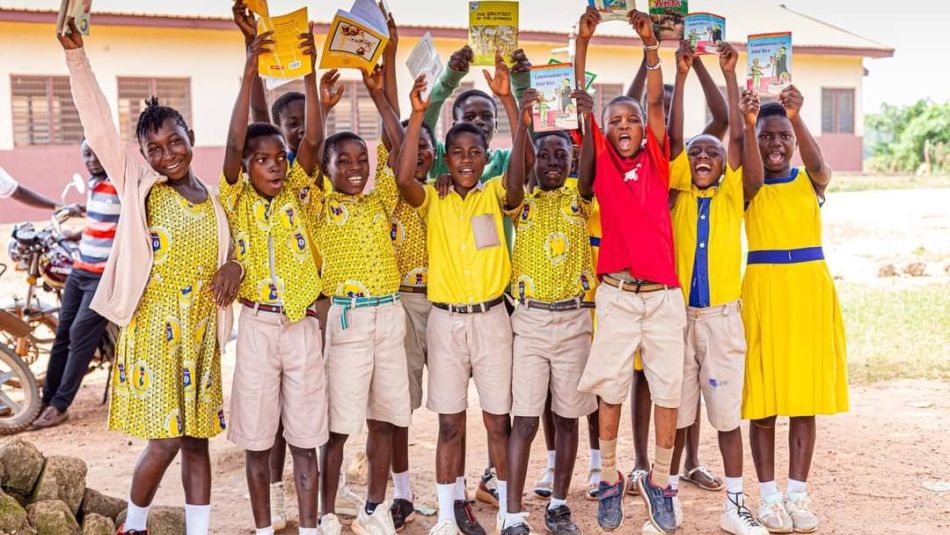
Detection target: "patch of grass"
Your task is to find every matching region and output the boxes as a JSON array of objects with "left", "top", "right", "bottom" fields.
[
  {"left": 827, "top": 173, "right": 950, "bottom": 193},
  {"left": 840, "top": 282, "right": 950, "bottom": 383}
]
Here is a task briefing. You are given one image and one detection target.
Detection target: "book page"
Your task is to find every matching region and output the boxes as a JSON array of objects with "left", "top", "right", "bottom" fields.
[
  {"left": 406, "top": 32, "right": 444, "bottom": 100},
  {"left": 244, "top": 0, "right": 269, "bottom": 18},
  {"left": 258, "top": 7, "right": 312, "bottom": 80},
  {"left": 349, "top": 0, "right": 389, "bottom": 35}
]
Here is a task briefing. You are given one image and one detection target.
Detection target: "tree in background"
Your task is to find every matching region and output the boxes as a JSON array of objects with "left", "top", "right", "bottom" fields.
[{"left": 866, "top": 99, "right": 950, "bottom": 175}]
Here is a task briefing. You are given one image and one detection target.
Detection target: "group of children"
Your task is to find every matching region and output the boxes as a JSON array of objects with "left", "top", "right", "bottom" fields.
[{"left": 56, "top": 3, "right": 848, "bottom": 535}]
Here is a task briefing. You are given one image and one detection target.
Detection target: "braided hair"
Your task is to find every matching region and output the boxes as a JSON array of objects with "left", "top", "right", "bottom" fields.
[{"left": 135, "top": 96, "right": 189, "bottom": 143}]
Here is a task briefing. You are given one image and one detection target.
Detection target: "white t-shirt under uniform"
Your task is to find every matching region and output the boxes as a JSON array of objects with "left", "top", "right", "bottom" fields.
[{"left": 0, "top": 167, "right": 19, "bottom": 199}]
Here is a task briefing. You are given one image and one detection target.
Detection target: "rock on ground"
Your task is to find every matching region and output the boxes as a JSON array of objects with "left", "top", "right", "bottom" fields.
[
  {"left": 80, "top": 488, "right": 125, "bottom": 523},
  {"left": 26, "top": 500, "right": 79, "bottom": 535},
  {"left": 0, "top": 440, "right": 46, "bottom": 495},
  {"left": 30, "top": 456, "right": 87, "bottom": 515},
  {"left": 81, "top": 513, "right": 115, "bottom": 535},
  {"left": 115, "top": 506, "right": 184, "bottom": 535},
  {"left": 0, "top": 490, "right": 32, "bottom": 535}
]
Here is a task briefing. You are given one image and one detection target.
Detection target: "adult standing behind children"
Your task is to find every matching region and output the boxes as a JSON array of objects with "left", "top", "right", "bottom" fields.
[{"left": 59, "top": 19, "right": 239, "bottom": 535}]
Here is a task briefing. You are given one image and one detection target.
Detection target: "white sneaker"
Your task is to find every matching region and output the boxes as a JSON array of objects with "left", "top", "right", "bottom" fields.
[
  {"left": 784, "top": 492, "right": 818, "bottom": 533},
  {"left": 428, "top": 519, "right": 460, "bottom": 535},
  {"left": 673, "top": 494, "right": 683, "bottom": 528},
  {"left": 721, "top": 494, "right": 768, "bottom": 535},
  {"left": 320, "top": 513, "right": 342, "bottom": 535},
  {"left": 352, "top": 501, "right": 397, "bottom": 535},
  {"left": 757, "top": 493, "right": 793, "bottom": 534},
  {"left": 270, "top": 482, "right": 287, "bottom": 531}
]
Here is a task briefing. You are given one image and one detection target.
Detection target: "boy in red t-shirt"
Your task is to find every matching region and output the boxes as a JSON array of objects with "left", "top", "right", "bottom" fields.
[{"left": 573, "top": 8, "right": 686, "bottom": 534}]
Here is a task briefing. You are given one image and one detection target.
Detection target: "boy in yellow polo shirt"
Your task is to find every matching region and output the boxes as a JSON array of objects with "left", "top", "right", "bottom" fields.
[
  {"left": 220, "top": 29, "right": 325, "bottom": 535},
  {"left": 667, "top": 44, "right": 766, "bottom": 535},
  {"left": 397, "top": 76, "right": 525, "bottom": 535}
]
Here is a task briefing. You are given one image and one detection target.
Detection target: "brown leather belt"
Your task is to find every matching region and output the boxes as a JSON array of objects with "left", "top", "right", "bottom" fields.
[
  {"left": 241, "top": 299, "right": 319, "bottom": 318},
  {"left": 519, "top": 297, "right": 584, "bottom": 312},
  {"left": 399, "top": 285, "right": 427, "bottom": 294},
  {"left": 601, "top": 275, "right": 670, "bottom": 293},
  {"left": 432, "top": 296, "right": 504, "bottom": 314}
]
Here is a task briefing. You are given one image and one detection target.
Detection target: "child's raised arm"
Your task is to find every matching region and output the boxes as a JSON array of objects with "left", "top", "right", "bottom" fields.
[
  {"left": 693, "top": 56, "right": 728, "bottom": 139},
  {"left": 483, "top": 51, "right": 520, "bottom": 148},
  {"left": 625, "top": 56, "right": 647, "bottom": 101},
  {"left": 363, "top": 64, "right": 404, "bottom": 166},
  {"left": 782, "top": 86, "right": 832, "bottom": 196},
  {"left": 319, "top": 69, "right": 345, "bottom": 124},
  {"left": 629, "top": 10, "right": 665, "bottom": 145},
  {"left": 223, "top": 31, "right": 274, "bottom": 184},
  {"left": 721, "top": 43, "right": 742, "bottom": 171},
  {"left": 574, "top": 89, "right": 596, "bottom": 200},
  {"left": 506, "top": 89, "right": 537, "bottom": 201},
  {"left": 740, "top": 90, "right": 764, "bottom": 202},
  {"left": 395, "top": 77, "right": 430, "bottom": 208},
  {"left": 424, "top": 45, "right": 474, "bottom": 130},
  {"left": 380, "top": 12, "right": 400, "bottom": 151},
  {"left": 232, "top": 1, "right": 270, "bottom": 123},
  {"left": 669, "top": 40, "right": 694, "bottom": 158},
  {"left": 574, "top": 7, "right": 601, "bottom": 92},
  {"left": 295, "top": 23, "right": 323, "bottom": 177}
]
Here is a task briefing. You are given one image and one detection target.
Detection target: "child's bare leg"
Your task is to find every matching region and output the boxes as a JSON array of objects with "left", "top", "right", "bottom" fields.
[
  {"left": 587, "top": 407, "right": 599, "bottom": 450},
  {"left": 750, "top": 416, "right": 777, "bottom": 483},
  {"left": 552, "top": 414, "right": 579, "bottom": 500},
  {"left": 289, "top": 445, "right": 319, "bottom": 528},
  {"left": 129, "top": 437, "right": 183, "bottom": 507},
  {"left": 669, "top": 427, "right": 689, "bottom": 485},
  {"left": 438, "top": 413, "right": 466, "bottom": 484},
  {"left": 245, "top": 449, "right": 272, "bottom": 528},
  {"left": 788, "top": 416, "right": 816, "bottom": 483},
  {"left": 365, "top": 419, "right": 395, "bottom": 507},
  {"left": 392, "top": 426, "right": 410, "bottom": 474},
  {"left": 506, "top": 416, "right": 539, "bottom": 515},
  {"left": 541, "top": 394, "right": 556, "bottom": 452},
  {"left": 597, "top": 400, "right": 622, "bottom": 483},
  {"left": 631, "top": 371, "right": 652, "bottom": 471},
  {"left": 650, "top": 405, "right": 678, "bottom": 486},
  {"left": 319, "top": 432, "right": 348, "bottom": 516},
  {"left": 718, "top": 428, "right": 743, "bottom": 479},
  {"left": 181, "top": 437, "right": 212, "bottom": 534},
  {"left": 684, "top": 407, "right": 702, "bottom": 471},
  {"left": 483, "top": 412, "right": 511, "bottom": 481},
  {"left": 269, "top": 426, "right": 287, "bottom": 484}
]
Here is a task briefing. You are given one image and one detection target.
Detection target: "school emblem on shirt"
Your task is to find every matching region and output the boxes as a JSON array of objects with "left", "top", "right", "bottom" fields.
[
  {"left": 299, "top": 186, "right": 312, "bottom": 205},
  {"left": 287, "top": 230, "right": 311, "bottom": 262},
  {"left": 338, "top": 280, "right": 370, "bottom": 298},
  {"left": 182, "top": 360, "right": 197, "bottom": 399},
  {"left": 516, "top": 275, "right": 536, "bottom": 300},
  {"left": 276, "top": 203, "right": 297, "bottom": 230},
  {"left": 177, "top": 195, "right": 206, "bottom": 219},
  {"left": 216, "top": 406, "right": 227, "bottom": 430},
  {"left": 326, "top": 199, "right": 349, "bottom": 226},
  {"left": 234, "top": 231, "right": 249, "bottom": 262},
  {"left": 113, "top": 363, "right": 129, "bottom": 396},
  {"left": 194, "top": 317, "right": 209, "bottom": 352},
  {"left": 253, "top": 200, "right": 272, "bottom": 231},
  {"left": 624, "top": 163, "right": 643, "bottom": 182},
  {"left": 256, "top": 277, "right": 285, "bottom": 303},
  {"left": 518, "top": 200, "right": 535, "bottom": 230},
  {"left": 164, "top": 316, "right": 182, "bottom": 356},
  {"left": 130, "top": 360, "right": 152, "bottom": 398},
  {"left": 545, "top": 232, "right": 570, "bottom": 266},
  {"left": 578, "top": 270, "right": 594, "bottom": 293},
  {"left": 179, "top": 285, "right": 195, "bottom": 307},
  {"left": 165, "top": 409, "right": 183, "bottom": 436},
  {"left": 402, "top": 268, "right": 427, "bottom": 288},
  {"left": 390, "top": 218, "right": 406, "bottom": 246},
  {"left": 149, "top": 226, "right": 172, "bottom": 265},
  {"left": 561, "top": 196, "right": 585, "bottom": 225}
]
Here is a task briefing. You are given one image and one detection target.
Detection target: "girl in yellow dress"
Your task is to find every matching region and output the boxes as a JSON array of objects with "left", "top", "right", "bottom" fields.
[
  {"left": 59, "top": 23, "right": 241, "bottom": 535},
  {"left": 742, "top": 87, "right": 848, "bottom": 534}
]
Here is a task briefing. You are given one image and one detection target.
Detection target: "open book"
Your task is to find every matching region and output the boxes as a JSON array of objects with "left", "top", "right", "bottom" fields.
[
  {"left": 530, "top": 63, "right": 578, "bottom": 132},
  {"left": 469, "top": 1, "right": 519, "bottom": 66},
  {"left": 587, "top": 0, "right": 635, "bottom": 23},
  {"left": 685, "top": 13, "right": 725, "bottom": 55},
  {"left": 56, "top": 0, "right": 92, "bottom": 36},
  {"left": 320, "top": 0, "right": 390, "bottom": 72},
  {"left": 406, "top": 32, "right": 444, "bottom": 100},
  {"left": 747, "top": 32, "right": 792, "bottom": 96}
]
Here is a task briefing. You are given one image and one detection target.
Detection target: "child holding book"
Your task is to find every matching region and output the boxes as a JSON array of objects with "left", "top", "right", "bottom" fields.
[
  {"left": 501, "top": 87, "right": 597, "bottom": 535},
  {"left": 220, "top": 24, "right": 327, "bottom": 535},
  {"left": 59, "top": 20, "right": 237, "bottom": 535},
  {"left": 666, "top": 42, "right": 769, "bottom": 535},
  {"left": 573, "top": 8, "right": 685, "bottom": 533},
  {"left": 743, "top": 87, "right": 848, "bottom": 534},
  {"left": 396, "top": 70, "right": 525, "bottom": 535}
]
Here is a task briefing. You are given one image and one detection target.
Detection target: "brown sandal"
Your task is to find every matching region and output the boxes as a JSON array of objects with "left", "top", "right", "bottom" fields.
[{"left": 682, "top": 465, "right": 725, "bottom": 491}]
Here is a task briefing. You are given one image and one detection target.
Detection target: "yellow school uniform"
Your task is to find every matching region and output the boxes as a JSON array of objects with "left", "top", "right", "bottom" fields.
[
  {"left": 109, "top": 184, "right": 225, "bottom": 439},
  {"left": 741, "top": 167, "right": 848, "bottom": 419},
  {"left": 379, "top": 146, "right": 428, "bottom": 288},
  {"left": 511, "top": 185, "right": 594, "bottom": 302},
  {"left": 219, "top": 161, "right": 321, "bottom": 321},
  {"left": 420, "top": 177, "right": 521, "bottom": 305}
]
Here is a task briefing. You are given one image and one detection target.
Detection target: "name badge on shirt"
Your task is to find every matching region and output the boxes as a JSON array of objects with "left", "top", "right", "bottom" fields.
[
  {"left": 624, "top": 163, "right": 643, "bottom": 182},
  {"left": 471, "top": 214, "right": 500, "bottom": 250}
]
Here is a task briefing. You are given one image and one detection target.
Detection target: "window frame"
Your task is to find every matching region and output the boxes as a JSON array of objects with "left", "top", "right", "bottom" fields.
[
  {"left": 117, "top": 76, "right": 193, "bottom": 143},
  {"left": 10, "top": 74, "right": 83, "bottom": 146},
  {"left": 821, "top": 87, "right": 855, "bottom": 135}
]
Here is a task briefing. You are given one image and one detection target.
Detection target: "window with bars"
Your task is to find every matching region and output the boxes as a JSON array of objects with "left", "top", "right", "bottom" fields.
[
  {"left": 267, "top": 79, "right": 381, "bottom": 138},
  {"left": 591, "top": 83, "right": 625, "bottom": 121},
  {"left": 117, "top": 77, "right": 192, "bottom": 142},
  {"left": 822, "top": 88, "right": 855, "bottom": 134},
  {"left": 10, "top": 75, "right": 83, "bottom": 145}
]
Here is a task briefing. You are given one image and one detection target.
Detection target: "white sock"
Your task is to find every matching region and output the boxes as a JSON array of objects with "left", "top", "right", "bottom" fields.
[
  {"left": 546, "top": 450, "right": 556, "bottom": 469},
  {"left": 124, "top": 500, "right": 151, "bottom": 531},
  {"left": 497, "top": 480, "right": 508, "bottom": 516},
  {"left": 255, "top": 528, "right": 274, "bottom": 535},
  {"left": 760, "top": 480, "right": 779, "bottom": 498},
  {"left": 787, "top": 478, "right": 807, "bottom": 494},
  {"left": 392, "top": 470, "right": 412, "bottom": 501},
  {"left": 184, "top": 504, "right": 210, "bottom": 535},
  {"left": 548, "top": 497, "right": 567, "bottom": 510},
  {"left": 298, "top": 529, "right": 319, "bottom": 535},
  {"left": 503, "top": 511, "right": 524, "bottom": 528},
  {"left": 725, "top": 476, "right": 744, "bottom": 495},
  {"left": 454, "top": 476, "right": 466, "bottom": 500},
  {"left": 668, "top": 474, "right": 680, "bottom": 490},
  {"left": 437, "top": 483, "right": 456, "bottom": 523},
  {"left": 589, "top": 449, "right": 602, "bottom": 470}
]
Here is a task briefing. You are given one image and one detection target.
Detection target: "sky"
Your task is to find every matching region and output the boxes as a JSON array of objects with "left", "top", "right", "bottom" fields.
[{"left": 3, "top": 0, "right": 948, "bottom": 113}]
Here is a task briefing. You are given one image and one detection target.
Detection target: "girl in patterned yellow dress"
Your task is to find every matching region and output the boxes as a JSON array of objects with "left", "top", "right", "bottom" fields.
[
  {"left": 742, "top": 88, "right": 848, "bottom": 534},
  {"left": 60, "top": 25, "right": 240, "bottom": 535}
]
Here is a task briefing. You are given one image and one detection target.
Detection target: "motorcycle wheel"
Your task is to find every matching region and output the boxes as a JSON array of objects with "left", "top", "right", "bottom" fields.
[{"left": 0, "top": 343, "right": 42, "bottom": 434}]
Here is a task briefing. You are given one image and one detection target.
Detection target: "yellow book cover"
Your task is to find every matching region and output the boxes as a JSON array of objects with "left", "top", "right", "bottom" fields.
[
  {"left": 320, "top": 0, "right": 390, "bottom": 72},
  {"left": 468, "top": 1, "right": 518, "bottom": 66},
  {"left": 244, "top": 0, "right": 269, "bottom": 18},
  {"left": 258, "top": 7, "right": 312, "bottom": 80}
]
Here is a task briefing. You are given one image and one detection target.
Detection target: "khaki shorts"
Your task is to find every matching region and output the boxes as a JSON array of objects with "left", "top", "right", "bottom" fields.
[
  {"left": 228, "top": 307, "right": 328, "bottom": 451},
  {"left": 677, "top": 300, "right": 747, "bottom": 431},
  {"left": 579, "top": 284, "right": 686, "bottom": 408},
  {"left": 426, "top": 304, "right": 512, "bottom": 415},
  {"left": 511, "top": 305, "right": 597, "bottom": 419},
  {"left": 325, "top": 300, "right": 411, "bottom": 435},
  {"left": 400, "top": 291, "right": 432, "bottom": 411}
]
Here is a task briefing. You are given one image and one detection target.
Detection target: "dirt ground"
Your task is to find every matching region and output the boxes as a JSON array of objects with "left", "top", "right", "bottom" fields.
[{"left": 2, "top": 187, "right": 950, "bottom": 534}]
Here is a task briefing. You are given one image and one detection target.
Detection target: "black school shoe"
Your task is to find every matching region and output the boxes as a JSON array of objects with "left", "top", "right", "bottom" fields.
[
  {"left": 545, "top": 504, "right": 581, "bottom": 535},
  {"left": 454, "top": 499, "right": 487, "bottom": 535},
  {"left": 390, "top": 497, "right": 415, "bottom": 531},
  {"left": 500, "top": 523, "right": 532, "bottom": 535}
]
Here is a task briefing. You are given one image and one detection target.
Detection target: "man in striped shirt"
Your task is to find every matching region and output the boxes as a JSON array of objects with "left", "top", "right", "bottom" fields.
[{"left": 33, "top": 140, "right": 118, "bottom": 428}]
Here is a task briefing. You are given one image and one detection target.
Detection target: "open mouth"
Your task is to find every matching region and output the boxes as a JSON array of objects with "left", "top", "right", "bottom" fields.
[
  {"left": 268, "top": 177, "right": 283, "bottom": 189},
  {"left": 544, "top": 169, "right": 563, "bottom": 180},
  {"left": 164, "top": 161, "right": 183, "bottom": 174},
  {"left": 767, "top": 151, "right": 785, "bottom": 165},
  {"left": 618, "top": 134, "right": 632, "bottom": 151},
  {"left": 458, "top": 166, "right": 475, "bottom": 178},
  {"left": 347, "top": 174, "right": 366, "bottom": 186},
  {"left": 695, "top": 162, "right": 712, "bottom": 173}
]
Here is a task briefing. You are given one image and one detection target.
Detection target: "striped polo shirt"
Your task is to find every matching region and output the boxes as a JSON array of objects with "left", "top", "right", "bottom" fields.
[{"left": 73, "top": 175, "right": 119, "bottom": 274}]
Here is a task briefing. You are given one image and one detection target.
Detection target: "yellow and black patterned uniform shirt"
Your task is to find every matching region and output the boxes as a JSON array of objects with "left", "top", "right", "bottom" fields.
[
  {"left": 219, "top": 161, "right": 321, "bottom": 322},
  {"left": 510, "top": 185, "right": 595, "bottom": 302},
  {"left": 376, "top": 145, "right": 428, "bottom": 288}
]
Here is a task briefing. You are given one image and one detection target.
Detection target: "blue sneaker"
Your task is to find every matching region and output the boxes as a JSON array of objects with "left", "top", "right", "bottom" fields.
[
  {"left": 596, "top": 471, "right": 626, "bottom": 531},
  {"left": 637, "top": 470, "right": 678, "bottom": 534}
]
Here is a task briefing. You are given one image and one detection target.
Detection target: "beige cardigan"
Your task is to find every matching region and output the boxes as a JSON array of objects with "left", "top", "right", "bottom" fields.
[{"left": 66, "top": 48, "right": 233, "bottom": 348}]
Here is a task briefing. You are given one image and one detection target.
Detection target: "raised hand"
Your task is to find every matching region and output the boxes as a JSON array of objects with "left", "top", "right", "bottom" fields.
[
  {"left": 629, "top": 10, "right": 656, "bottom": 44},
  {"left": 232, "top": 0, "right": 257, "bottom": 43},
  {"left": 573, "top": 89, "right": 594, "bottom": 119},
  {"left": 519, "top": 88, "right": 540, "bottom": 128},
  {"left": 740, "top": 90, "right": 760, "bottom": 127},
  {"left": 675, "top": 40, "right": 694, "bottom": 74},
  {"left": 510, "top": 49, "right": 532, "bottom": 74},
  {"left": 320, "top": 69, "right": 345, "bottom": 111},
  {"left": 57, "top": 19, "right": 84, "bottom": 50},
  {"left": 409, "top": 75, "right": 430, "bottom": 113},
  {"left": 301, "top": 22, "right": 317, "bottom": 69},
  {"left": 779, "top": 85, "right": 803, "bottom": 120},
  {"left": 362, "top": 64, "right": 385, "bottom": 95},
  {"left": 577, "top": 7, "right": 601, "bottom": 42},
  {"left": 719, "top": 42, "right": 738, "bottom": 73},
  {"left": 246, "top": 30, "right": 274, "bottom": 70},
  {"left": 483, "top": 50, "right": 511, "bottom": 97},
  {"left": 448, "top": 45, "right": 475, "bottom": 73}
]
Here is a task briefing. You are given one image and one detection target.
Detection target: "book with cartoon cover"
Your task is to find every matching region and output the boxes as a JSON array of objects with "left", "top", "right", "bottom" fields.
[
  {"left": 587, "top": 0, "right": 635, "bottom": 22},
  {"left": 685, "top": 12, "right": 725, "bottom": 55},
  {"left": 469, "top": 1, "right": 519, "bottom": 66},
  {"left": 56, "top": 0, "right": 92, "bottom": 36},
  {"left": 258, "top": 7, "right": 312, "bottom": 80},
  {"left": 320, "top": 0, "right": 390, "bottom": 72},
  {"left": 407, "top": 32, "right": 444, "bottom": 100},
  {"left": 547, "top": 58, "right": 596, "bottom": 90},
  {"left": 530, "top": 63, "right": 578, "bottom": 132},
  {"left": 747, "top": 32, "right": 792, "bottom": 96},
  {"left": 648, "top": 0, "right": 687, "bottom": 41}
]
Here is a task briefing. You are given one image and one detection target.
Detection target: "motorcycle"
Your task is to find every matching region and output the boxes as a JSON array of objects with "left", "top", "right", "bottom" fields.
[{"left": 0, "top": 175, "right": 116, "bottom": 434}]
